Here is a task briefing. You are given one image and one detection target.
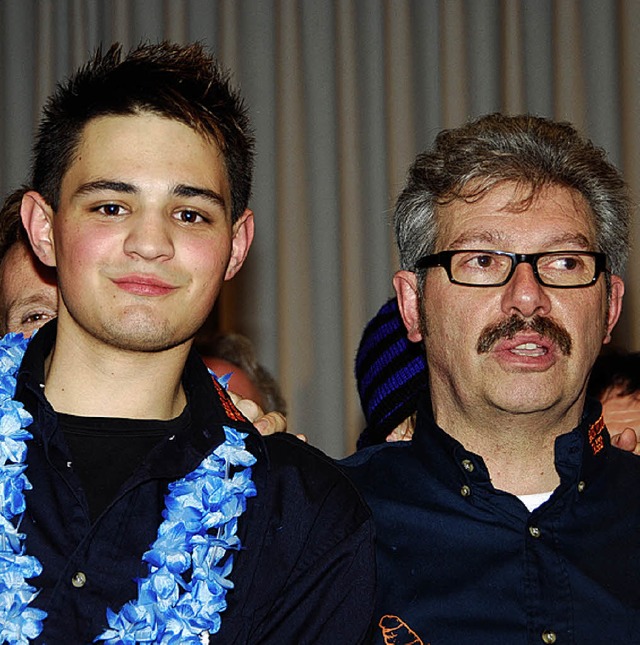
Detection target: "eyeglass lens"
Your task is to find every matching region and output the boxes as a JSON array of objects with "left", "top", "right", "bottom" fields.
[{"left": 449, "top": 251, "right": 597, "bottom": 286}]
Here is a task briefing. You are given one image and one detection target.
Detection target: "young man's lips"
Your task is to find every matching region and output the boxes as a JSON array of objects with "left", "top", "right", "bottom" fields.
[{"left": 112, "top": 275, "right": 177, "bottom": 296}]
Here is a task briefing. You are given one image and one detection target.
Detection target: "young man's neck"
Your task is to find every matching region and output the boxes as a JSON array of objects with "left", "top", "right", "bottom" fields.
[
  {"left": 43, "top": 321, "right": 191, "bottom": 420},
  {"left": 431, "top": 394, "right": 585, "bottom": 496}
]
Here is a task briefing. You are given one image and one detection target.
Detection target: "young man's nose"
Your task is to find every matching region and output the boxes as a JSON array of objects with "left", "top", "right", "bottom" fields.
[{"left": 123, "top": 211, "right": 175, "bottom": 261}]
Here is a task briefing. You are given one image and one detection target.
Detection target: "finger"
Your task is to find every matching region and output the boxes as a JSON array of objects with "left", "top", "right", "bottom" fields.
[
  {"left": 228, "top": 390, "right": 242, "bottom": 406},
  {"left": 610, "top": 427, "right": 638, "bottom": 453},
  {"left": 254, "top": 411, "right": 287, "bottom": 436},
  {"left": 233, "top": 396, "right": 263, "bottom": 423}
]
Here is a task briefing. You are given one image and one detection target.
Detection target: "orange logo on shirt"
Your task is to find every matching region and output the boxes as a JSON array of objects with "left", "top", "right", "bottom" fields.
[
  {"left": 211, "top": 374, "right": 247, "bottom": 423},
  {"left": 379, "top": 615, "right": 427, "bottom": 645},
  {"left": 588, "top": 415, "right": 605, "bottom": 455}
]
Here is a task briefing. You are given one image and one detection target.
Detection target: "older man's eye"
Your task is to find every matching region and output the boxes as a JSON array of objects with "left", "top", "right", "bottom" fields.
[
  {"left": 23, "top": 311, "right": 53, "bottom": 326},
  {"left": 470, "top": 254, "right": 495, "bottom": 268}
]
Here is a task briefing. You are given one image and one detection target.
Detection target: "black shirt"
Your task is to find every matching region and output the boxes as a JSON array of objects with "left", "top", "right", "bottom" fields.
[
  {"left": 16, "top": 322, "right": 376, "bottom": 643},
  {"left": 60, "top": 411, "right": 185, "bottom": 521},
  {"left": 342, "top": 397, "right": 640, "bottom": 644}
]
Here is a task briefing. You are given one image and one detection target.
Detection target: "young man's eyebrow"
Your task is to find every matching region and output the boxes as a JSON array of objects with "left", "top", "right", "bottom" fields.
[
  {"left": 173, "top": 184, "right": 226, "bottom": 209},
  {"left": 71, "top": 180, "right": 226, "bottom": 210},
  {"left": 73, "top": 180, "right": 137, "bottom": 197}
]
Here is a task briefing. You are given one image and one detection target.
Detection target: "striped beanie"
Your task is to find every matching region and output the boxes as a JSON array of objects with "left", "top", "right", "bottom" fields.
[{"left": 355, "top": 297, "right": 429, "bottom": 449}]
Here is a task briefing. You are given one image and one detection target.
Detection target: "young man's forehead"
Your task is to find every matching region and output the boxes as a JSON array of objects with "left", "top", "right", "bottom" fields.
[{"left": 60, "top": 114, "right": 231, "bottom": 207}]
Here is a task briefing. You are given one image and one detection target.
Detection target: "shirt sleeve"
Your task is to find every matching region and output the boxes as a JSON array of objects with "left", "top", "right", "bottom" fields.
[
  {"left": 249, "top": 483, "right": 376, "bottom": 643},
  {"left": 217, "top": 433, "right": 376, "bottom": 644}
]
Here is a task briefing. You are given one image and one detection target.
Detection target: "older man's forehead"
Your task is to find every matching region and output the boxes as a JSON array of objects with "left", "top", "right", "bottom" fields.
[{"left": 434, "top": 182, "right": 597, "bottom": 251}]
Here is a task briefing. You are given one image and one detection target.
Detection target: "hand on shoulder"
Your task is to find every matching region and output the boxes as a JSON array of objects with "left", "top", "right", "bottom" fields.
[
  {"left": 228, "top": 390, "right": 307, "bottom": 442},
  {"left": 610, "top": 427, "right": 640, "bottom": 455}
]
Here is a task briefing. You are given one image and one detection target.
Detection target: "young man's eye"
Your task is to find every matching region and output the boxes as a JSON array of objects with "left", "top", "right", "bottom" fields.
[
  {"left": 176, "top": 209, "right": 204, "bottom": 223},
  {"left": 95, "top": 204, "right": 123, "bottom": 216}
]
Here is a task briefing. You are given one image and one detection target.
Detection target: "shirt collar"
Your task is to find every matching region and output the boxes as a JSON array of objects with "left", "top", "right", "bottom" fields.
[
  {"left": 15, "top": 320, "right": 263, "bottom": 471},
  {"left": 412, "top": 396, "right": 610, "bottom": 490}
]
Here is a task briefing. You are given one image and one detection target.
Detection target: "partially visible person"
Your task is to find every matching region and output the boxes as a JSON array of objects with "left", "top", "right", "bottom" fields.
[
  {"left": 355, "top": 297, "right": 426, "bottom": 448},
  {"left": 0, "top": 186, "right": 57, "bottom": 335},
  {"left": 197, "top": 331, "right": 287, "bottom": 414},
  {"left": 588, "top": 349, "right": 640, "bottom": 442},
  {"left": 197, "top": 331, "right": 296, "bottom": 439}
]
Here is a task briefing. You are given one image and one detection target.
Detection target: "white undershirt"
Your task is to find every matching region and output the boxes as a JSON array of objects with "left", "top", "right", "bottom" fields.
[{"left": 516, "top": 491, "right": 553, "bottom": 512}]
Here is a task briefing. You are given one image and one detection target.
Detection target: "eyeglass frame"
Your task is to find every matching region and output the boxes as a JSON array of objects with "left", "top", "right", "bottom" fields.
[{"left": 414, "top": 250, "right": 607, "bottom": 288}]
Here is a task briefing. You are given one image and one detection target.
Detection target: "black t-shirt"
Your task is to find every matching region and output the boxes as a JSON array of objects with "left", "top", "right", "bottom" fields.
[
  {"left": 17, "top": 321, "right": 376, "bottom": 644},
  {"left": 60, "top": 409, "right": 189, "bottom": 521}
]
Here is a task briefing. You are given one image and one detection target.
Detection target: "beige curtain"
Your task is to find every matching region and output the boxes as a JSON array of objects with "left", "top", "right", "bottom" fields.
[{"left": 1, "top": 0, "right": 638, "bottom": 457}]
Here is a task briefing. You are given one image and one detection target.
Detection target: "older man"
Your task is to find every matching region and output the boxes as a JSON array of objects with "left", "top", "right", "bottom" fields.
[{"left": 343, "top": 114, "right": 640, "bottom": 644}]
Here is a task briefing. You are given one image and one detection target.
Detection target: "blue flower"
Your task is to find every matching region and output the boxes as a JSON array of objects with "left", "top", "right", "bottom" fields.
[
  {"left": 216, "top": 427, "right": 257, "bottom": 468},
  {"left": 209, "top": 370, "right": 232, "bottom": 390},
  {"left": 0, "top": 465, "right": 31, "bottom": 518},
  {"left": 0, "top": 333, "right": 256, "bottom": 645},
  {"left": 0, "top": 334, "right": 47, "bottom": 644},
  {"left": 96, "top": 427, "right": 255, "bottom": 642}
]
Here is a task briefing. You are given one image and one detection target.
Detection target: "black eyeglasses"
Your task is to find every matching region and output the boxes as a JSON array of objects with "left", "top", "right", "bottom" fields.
[{"left": 415, "top": 250, "right": 607, "bottom": 288}]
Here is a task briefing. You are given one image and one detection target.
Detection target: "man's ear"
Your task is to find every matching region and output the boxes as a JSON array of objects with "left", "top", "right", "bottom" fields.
[
  {"left": 21, "top": 191, "right": 56, "bottom": 267},
  {"left": 603, "top": 274, "right": 625, "bottom": 344},
  {"left": 393, "top": 270, "right": 423, "bottom": 342},
  {"left": 224, "top": 209, "right": 255, "bottom": 281}
]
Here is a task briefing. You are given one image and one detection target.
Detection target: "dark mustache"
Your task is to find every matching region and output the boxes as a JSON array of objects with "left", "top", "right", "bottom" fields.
[{"left": 476, "top": 314, "right": 572, "bottom": 356}]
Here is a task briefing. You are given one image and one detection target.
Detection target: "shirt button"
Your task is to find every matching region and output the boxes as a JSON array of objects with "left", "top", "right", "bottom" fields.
[
  {"left": 71, "top": 571, "right": 87, "bottom": 588},
  {"left": 577, "top": 480, "right": 586, "bottom": 492},
  {"left": 460, "top": 485, "right": 471, "bottom": 497},
  {"left": 461, "top": 459, "right": 474, "bottom": 472},
  {"left": 529, "top": 526, "right": 541, "bottom": 538},
  {"left": 541, "top": 630, "right": 557, "bottom": 643}
]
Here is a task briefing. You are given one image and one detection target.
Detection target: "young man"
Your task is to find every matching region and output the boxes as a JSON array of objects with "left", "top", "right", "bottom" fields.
[
  {"left": 342, "top": 114, "right": 640, "bottom": 643},
  {"left": 0, "top": 188, "right": 285, "bottom": 440},
  {"left": 6, "top": 42, "right": 374, "bottom": 643}
]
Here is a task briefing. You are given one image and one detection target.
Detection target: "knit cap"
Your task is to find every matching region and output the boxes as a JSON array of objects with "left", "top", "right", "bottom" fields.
[{"left": 355, "top": 297, "right": 429, "bottom": 448}]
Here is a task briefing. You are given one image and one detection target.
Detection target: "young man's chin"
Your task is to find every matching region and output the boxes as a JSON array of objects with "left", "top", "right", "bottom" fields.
[{"left": 88, "top": 317, "right": 197, "bottom": 354}]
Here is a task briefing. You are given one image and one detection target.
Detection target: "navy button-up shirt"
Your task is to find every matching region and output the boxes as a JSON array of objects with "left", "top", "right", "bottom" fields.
[
  {"left": 16, "top": 323, "right": 375, "bottom": 643},
  {"left": 342, "top": 397, "right": 640, "bottom": 644}
]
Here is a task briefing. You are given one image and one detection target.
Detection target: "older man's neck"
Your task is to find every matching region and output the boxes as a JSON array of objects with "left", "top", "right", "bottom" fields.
[{"left": 432, "top": 399, "right": 584, "bottom": 496}]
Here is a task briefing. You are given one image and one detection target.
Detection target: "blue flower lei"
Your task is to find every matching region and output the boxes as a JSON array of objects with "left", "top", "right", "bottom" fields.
[{"left": 0, "top": 332, "right": 257, "bottom": 644}]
